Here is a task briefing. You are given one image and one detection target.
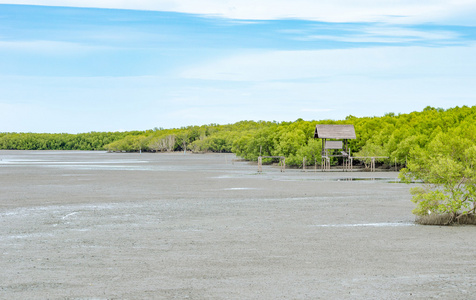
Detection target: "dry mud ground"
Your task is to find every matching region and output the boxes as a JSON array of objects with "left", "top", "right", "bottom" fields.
[{"left": 0, "top": 150, "right": 475, "bottom": 299}]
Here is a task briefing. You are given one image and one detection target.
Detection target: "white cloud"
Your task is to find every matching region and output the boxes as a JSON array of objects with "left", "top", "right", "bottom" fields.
[{"left": 1, "top": 0, "right": 476, "bottom": 24}]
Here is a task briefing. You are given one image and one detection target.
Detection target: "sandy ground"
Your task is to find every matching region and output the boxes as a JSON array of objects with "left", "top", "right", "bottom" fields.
[{"left": 0, "top": 150, "right": 475, "bottom": 299}]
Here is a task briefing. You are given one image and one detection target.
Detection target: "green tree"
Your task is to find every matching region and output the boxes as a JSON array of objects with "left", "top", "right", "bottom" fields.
[
  {"left": 354, "top": 142, "right": 387, "bottom": 168},
  {"left": 400, "top": 125, "right": 476, "bottom": 225}
]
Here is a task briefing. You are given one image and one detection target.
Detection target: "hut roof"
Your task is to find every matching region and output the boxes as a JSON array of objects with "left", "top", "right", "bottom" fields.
[{"left": 314, "top": 124, "right": 356, "bottom": 139}]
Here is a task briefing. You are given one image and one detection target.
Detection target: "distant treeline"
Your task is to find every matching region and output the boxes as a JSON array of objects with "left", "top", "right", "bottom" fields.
[
  {"left": 0, "top": 131, "right": 140, "bottom": 151},
  {"left": 1, "top": 105, "right": 475, "bottom": 167}
]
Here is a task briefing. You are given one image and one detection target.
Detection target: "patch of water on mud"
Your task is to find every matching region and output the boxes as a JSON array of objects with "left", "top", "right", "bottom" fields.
[
  {"left": 0, "top": 232, "right": 55, "bottom": 241},
  {"left": 0, "top": 159, "right": 48, "bottom": 164},
  {"left": 0, "top": 203, "right": 122, "bottom": 220},
  {"left": 311, "top": 222, "right": 415, "bottom": 228},
  {"left": 61, "top": 212, "right": 79, "bottom": 219},
  {"left": 0, "top": 159, "right": 148, "bottom": 165}
]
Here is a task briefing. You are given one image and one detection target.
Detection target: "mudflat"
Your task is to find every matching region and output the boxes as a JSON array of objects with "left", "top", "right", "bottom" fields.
[{"left": 1, "top": 150, "right": 475, "bottom": 299}]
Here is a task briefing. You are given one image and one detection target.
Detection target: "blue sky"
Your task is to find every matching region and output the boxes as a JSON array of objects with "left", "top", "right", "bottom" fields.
[{"left": 0, "top": 1, "right": 475, "bottom": 133}]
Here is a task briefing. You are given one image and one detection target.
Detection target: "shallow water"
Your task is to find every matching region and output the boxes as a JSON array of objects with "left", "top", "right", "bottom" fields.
[{"left": 311, "top": 222, "right": 415, "bottom": 227}]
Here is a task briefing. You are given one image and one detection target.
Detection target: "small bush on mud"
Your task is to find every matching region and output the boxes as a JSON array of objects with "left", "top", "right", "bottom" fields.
[{"left": 416, "top": 214, "right": 476, "bottom": 225}]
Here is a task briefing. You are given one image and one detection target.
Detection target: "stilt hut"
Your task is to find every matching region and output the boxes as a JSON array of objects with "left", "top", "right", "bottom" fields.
[{"left": 314, "top": 124, "right": 356, "bottom": 170}]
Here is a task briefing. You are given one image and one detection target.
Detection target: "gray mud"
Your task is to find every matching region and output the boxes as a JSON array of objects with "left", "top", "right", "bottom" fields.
[{"left": 1, "top": 151, "right": 475, "bottom": 299}]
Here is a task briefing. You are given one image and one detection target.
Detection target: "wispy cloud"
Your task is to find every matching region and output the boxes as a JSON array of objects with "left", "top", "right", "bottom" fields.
[
  {"left": 303, "top": 27, "right": 462, "bottom": 45},
  {"left": 1, "top": 0, "right": 476, "bottom": 25},
  {"left": 181, "top": 45, "right": 476, "bottom": 82},
  {"left": 281, "top": 22, "right": 468, "bottom": 47}
]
